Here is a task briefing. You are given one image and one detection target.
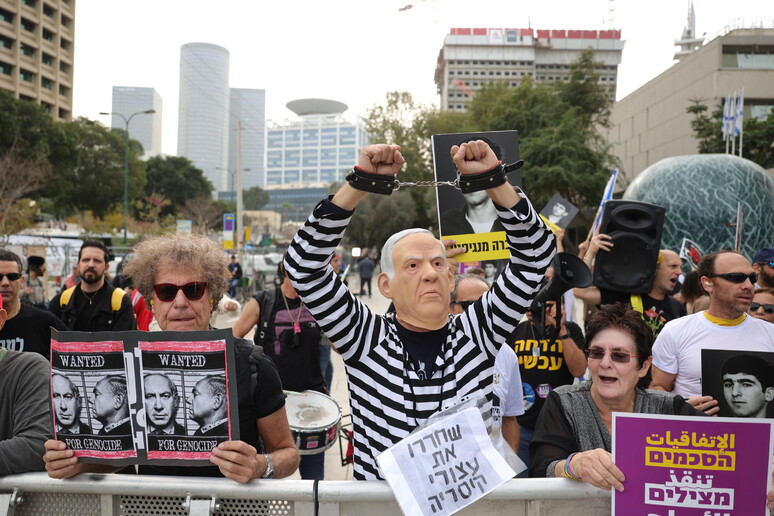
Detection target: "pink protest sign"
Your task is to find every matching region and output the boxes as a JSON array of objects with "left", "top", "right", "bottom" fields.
[{"left": 613, "top": 413, "right": 773, "bottom": 516}]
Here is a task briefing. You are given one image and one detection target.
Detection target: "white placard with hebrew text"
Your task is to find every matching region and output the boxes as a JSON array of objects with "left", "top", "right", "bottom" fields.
[{"left": 377, "top": 406, "right": 515, "bottom": 516}]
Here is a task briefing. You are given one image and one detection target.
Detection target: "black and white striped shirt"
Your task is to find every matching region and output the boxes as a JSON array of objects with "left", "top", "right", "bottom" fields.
[{"left": 285, "top": 193, "right": 554, "bottom": 480}]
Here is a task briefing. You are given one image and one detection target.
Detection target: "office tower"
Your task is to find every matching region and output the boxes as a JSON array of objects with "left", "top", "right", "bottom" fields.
[
  {"left": 109, "top": 86, "right": 162, "bottom": 157},
  {"left": 265, "top": 98, "right": 368, "bottom": 188},
  {"left": 228, "top": 88, "right": 265, "bottom": 194},
  {"left": 0, "top": 0, "right": 75, "bottom": 120},
  {"left": 434, "top": 27, "right": 624, "bottom": 112},
  {"left": 177, "top": 42, "right": 230, "bottom": 193}
]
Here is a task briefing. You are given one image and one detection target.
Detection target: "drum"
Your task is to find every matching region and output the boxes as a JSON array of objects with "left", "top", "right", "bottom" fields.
[{"left": 285, "top": 390, "right": 341, "bottom": 455}]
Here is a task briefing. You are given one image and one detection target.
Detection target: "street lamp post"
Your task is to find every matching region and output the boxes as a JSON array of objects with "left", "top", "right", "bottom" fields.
[{"left": 100, "top": 109, "right": 155, "bottom": 244}]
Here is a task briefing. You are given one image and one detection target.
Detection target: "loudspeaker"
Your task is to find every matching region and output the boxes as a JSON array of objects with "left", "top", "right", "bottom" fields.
[{"left": 593, "top": 200, "right": 666, "bottom": 294}]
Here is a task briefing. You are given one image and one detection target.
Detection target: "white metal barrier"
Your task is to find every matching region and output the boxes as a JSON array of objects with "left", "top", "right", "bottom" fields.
[{"left": 0, "top": 474, "right": 610, "bottom": 516}]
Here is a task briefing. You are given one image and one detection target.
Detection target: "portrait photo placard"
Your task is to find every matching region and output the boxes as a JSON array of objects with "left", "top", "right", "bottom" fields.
[
  {"left": 50, "top": 328, "right": 239, "bottom": 467},
  {"left": 701, "top": 349, "right": 774, "bottom": 419}
]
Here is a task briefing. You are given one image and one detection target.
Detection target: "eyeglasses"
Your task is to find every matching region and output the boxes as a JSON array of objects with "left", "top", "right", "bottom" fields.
[
  {"left": 152, "top": 282, "right": 207, "bottom": 302},
  {"left": 451, "top": 300, "right": 475, "bottom": 310},
  {"left": 585, "top": 348, "right": 640, "bottom": 363},
  {"left": 750, "top": 302, "right": 774, "bottom": 314},
  {"left": 0, "top": 273, "right": 22, "bottom": 281},
  {"left": 707, "top": 272, "right": 758, "bottom": 284}
]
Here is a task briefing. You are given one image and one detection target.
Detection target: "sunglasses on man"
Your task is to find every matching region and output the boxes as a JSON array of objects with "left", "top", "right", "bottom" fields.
[
  {"left": 750, "top": 302, "right": 774, "bottom": 314},
  {"left": 707, "top": 272, "right": 758, "bottom": 284},
  {"left": 152, "top": 282, "right": 207, "bottom": 302},
  {"left": 0, "top": 273, "right": 22, "bottom": 281}
]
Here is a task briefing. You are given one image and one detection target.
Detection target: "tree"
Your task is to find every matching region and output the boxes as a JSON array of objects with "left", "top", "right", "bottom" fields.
[
  {"left": 0, "top": 91, "right": 58, "bottom": 160},
  {"left": 41, "top": 118, "right": 147, "bottom": 218},
  {"left": 144, "top": 156, "right": 213, "bottom": 217},
  {"left": 179, "top": 196, "right": 224, "bottom": 235},
  {"left": 243, "top": 185, "right": 269, "bottom": 210},
  {"left": 0, "top": 148, "right": 48, "bottom": 238},
  {"left": 687, "top": 100, "right": 774, "bottom": 169},
  {"left": 346, "top": 190, "right": 417, "bottom": 249}
]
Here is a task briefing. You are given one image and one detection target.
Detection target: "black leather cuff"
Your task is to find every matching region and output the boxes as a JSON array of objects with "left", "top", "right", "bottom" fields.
[
  {"left": 345, "top": 167, "right": 396, "bottom": 195},
  {"left": 458, "top": 163, "right": 507, "bottom": 193}
]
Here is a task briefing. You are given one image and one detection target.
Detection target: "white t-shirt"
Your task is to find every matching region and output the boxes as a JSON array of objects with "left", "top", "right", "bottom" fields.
[
  {"left": 493, "top": 345, "right": 526, "bottom": 418},
  {"left": 652, "top": 312, "right": 774, "bottom": 397}
]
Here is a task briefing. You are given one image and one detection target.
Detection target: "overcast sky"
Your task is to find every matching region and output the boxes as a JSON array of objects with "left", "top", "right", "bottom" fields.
[{"left": 72, "top": 0, "right": 771, "bottom": 155}]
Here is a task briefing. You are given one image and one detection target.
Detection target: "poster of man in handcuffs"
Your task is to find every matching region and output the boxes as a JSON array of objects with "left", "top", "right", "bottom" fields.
[{"left": 50, "top": 328, "right": 239, "bottom": 466}]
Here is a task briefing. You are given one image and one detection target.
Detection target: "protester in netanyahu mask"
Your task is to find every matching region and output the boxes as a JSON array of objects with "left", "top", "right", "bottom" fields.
[
  {"left": 283, "top": 141, "right": 555, "bottom": 480},
  {"left": 44, "top": 233, "right": 299, "bottom": 482}
]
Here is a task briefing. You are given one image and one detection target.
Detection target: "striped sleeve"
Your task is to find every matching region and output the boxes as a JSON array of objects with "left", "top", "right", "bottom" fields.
[
  {"left": 284, "top": 197, "right": 385, "bottom": 361},
  {"left": 456, "top": 191, "right": 556, "bottom": 360}
]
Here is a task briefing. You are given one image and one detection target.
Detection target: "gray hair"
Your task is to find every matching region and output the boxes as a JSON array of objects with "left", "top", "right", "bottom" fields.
[
  {"left": 379, "top": 228, "right": 445, "bottom": 279},
  {"left": 451, "top": 274, "right": 489, "bottom": 303}
]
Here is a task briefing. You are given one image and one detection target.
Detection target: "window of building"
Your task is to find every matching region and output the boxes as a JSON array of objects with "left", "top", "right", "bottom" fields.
[
  {"left": 284, "top": 169, "right": 300, "bottom": 183},
  {"left": 58, "top": 61, "right": 69, "bottom": 73},
  {"left": 41, "top": 76, "right": 52, "bottom": 89},
  {"left": 41, "top": 102, "right": 52, "bottom": 113},
  {"left": 43, "top": 28, "right": 54, "bottom": 42},
  {"left": 320, "top": 168, "right": 337, "bottom": 183},
  {"left": 0, "top": 7, "right": 13, "bottom": 23},
  {"left": 303, "top": 128, "right": 318, "bottom": 144},
  {"left": 321, "top": 148, "right": 336, "bottom": 165},
  {"left": 20, "top": 43, "right": 35, "bottom": 58},
  {"left": 302, "top": 149, "right": 318, "bottom": 167},
  {"left": 59, "top": 38, "right": 69, "bottom": 51},
  {"left": 58, "top": 84, "right": 68, "bottom": 95},
  {"left": 267, "top": 131, "right": 283, "bottom": 148},
  {"left": 267, "top": 171, "right": 282, "bottom": 186},
  {"left": 751, "top": 104, "right": 774, "bottom": 120},
  {"left": 284, "top": 149, "right": 300, "bottom": 166},
  {"left": 339, "top": 147, "right": 355, "bottom": 162},
  {"left": 22, "top": 0, "right": 35, "bottom": 8},
  {"left": 339, "top": 126, "right": 355, "bottom": 145},
  {"left": 43, "top": 4, "right": 55, "bottom": 17},
  {"left": 57, "top": 107, "right": 68, "bottom": 119},
  {"left": 21, "top": 18, "right": 36, "bottom": 33},
  {"left": 0, "top": 35, "right": 12, "bottom": 49},
  {"left": 42, "top": 52, "right": 53, "bottom": 66},
  {"left": 0, "top": 60, "right": 12, "bottom": 76},
  {"left": 320, "top": 128, "right": 337, "bottom": 146},
  {"left": 302, "top": 169, "right": 318, "bottom": 183},
  {"left": 61, "top": 15, "right": 72, "bottom": 28},
  {"left": 20, "top": 68, "right": 35, "bottom": 83},
  {"left": 267, "top": 150, "right": 282, "bottom": 167},
  {"left": 284, "top": 129, "right": 300, "bottom": 148}
]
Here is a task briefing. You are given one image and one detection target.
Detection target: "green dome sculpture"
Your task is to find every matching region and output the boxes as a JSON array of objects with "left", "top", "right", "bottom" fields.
[{"left": 623, "top": 154, "right": 774, "bottom": 262}]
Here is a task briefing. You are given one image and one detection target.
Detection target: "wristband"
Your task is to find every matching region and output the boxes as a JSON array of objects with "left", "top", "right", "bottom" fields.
[
  {"left": 563, "top": 452, "right": 581, "bottom": 481},
  {"left": 345, "top": 166, "right": 396, "bottom": 195},
  {"left": 557, "top": 334, "right": 570, "bottom": 340},
  {"left": 458, "top": 162, "right": 507, "bottom": 193}
]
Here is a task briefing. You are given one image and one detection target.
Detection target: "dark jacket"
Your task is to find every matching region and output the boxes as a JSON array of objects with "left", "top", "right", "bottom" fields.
[{"left": 49, "top": 283, "right": 136, "bottom": 332}]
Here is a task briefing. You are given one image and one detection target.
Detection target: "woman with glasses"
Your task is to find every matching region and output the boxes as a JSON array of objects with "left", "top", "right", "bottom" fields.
[
  {"left": 44, "top": 233, "right": 299, "bottom": 482},
  {"left": 749, "top": 288, "right": 774, "bottom": 324},
  {"left": 528, "top": 303, "right": 702, "bottom": 490}
]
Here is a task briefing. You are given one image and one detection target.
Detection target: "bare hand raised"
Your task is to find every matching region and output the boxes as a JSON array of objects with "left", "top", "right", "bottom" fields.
[
  {"left": 450, "top": 140, "right": 499, "bottom": 175},
  {"left": 357, "top": 144, "right": 404, "bottom": 175}
]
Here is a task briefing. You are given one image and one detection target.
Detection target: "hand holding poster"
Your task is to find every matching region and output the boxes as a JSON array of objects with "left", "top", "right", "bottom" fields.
[
  {"left": 377, "top": 406, "right": 514, "bottom": 516},
  {"left": 50, "top": 328, "right": 239, "bottom": 467},
  {"left": 613, "top": 413, "right": 773, "bottom": 515}
]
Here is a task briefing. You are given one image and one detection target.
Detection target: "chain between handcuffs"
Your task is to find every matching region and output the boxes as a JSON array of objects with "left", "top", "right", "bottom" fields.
[{"left": 392, "top": 179, "right": 461, "bottom": 190}]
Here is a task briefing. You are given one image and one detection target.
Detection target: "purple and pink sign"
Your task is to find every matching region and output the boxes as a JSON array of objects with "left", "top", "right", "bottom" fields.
[{"left": 613, "top": 413, "right": 773, "bottom": 516}]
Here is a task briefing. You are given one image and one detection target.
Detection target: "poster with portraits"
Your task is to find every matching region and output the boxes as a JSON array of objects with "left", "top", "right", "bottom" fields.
[
  {"left": 433, "top": 130, "right": 521, "bottom": 266},
  {"left": 701, "top": 349, "right": 774, "bottom": 419},
  {"left": 50, "top": 328, "right": 239, "bottom": 466}
]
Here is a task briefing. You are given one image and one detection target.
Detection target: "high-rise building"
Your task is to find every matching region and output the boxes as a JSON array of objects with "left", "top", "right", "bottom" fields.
[
  {"left": 109, "top": 86, "right": 162, "bottom": 158},
  {"left": 608, "top": 24, "right": 774, "bottom": 183},
  {"left": 228, "top": 88, "right": 265, "bottom": 193},
  {"left": 0, "top": 0, "right": 75, "bottom": 121},
  {"left": 177, "top": 42, "right": 230, "bottom": 193},
  {"left": 265, "top": 98, "right": 368, "bottom": 187},
  {"left": 434, "top": 27, "right": 624, "bottom": 111}
]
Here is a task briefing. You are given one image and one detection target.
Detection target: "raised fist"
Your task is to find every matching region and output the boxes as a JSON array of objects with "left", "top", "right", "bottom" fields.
[
  {"left": 450, "top": 140, "right": 499, "bottom": 175},
  {"left": 357, "top": 144, "right": 404, "bottom": 175}
]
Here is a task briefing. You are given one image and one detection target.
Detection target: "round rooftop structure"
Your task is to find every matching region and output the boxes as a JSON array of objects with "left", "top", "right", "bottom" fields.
[
  {"left": 286, "top": 98, "right": 348, "bottom": 116},
  {"left": 623, "top": 154, "right": 774, "bottom": 262}
]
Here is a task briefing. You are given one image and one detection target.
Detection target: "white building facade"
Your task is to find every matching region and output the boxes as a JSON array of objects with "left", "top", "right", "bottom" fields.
[
  {"left": 109, "top": 86, "right": 162, "bottom": 158},
  {"left": 228, "top": 88, "right": 266, "bottom": 193}
]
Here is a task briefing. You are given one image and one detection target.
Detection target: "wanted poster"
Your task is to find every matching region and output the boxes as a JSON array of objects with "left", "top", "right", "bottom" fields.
[
  {"left": 433, "top": 130, "right": 521, "bottom": 265},
  {"left": 50, "top": 328, "right": 239, "bottom": 466}
]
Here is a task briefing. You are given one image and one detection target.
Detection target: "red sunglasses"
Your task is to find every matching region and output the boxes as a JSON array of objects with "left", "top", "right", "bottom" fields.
[{"left": 152, "top": 282, "right": 207, "bottom": 302}]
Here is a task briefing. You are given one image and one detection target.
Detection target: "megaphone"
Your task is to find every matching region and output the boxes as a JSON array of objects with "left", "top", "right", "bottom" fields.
[{"left": 530, "top": 253, "right": 592, "bottom": 338}]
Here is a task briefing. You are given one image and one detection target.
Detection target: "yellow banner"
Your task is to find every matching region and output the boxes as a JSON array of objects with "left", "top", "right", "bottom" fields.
[
  {"left": 538, "top": 214, "right": 562, "bottom": 235},
  {"left": 443, "top": 231, "right": 510, "bottom": 262}
]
